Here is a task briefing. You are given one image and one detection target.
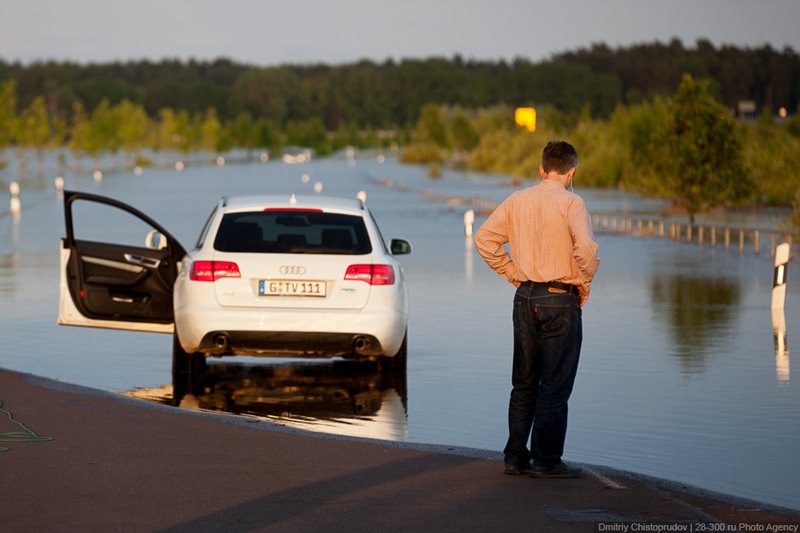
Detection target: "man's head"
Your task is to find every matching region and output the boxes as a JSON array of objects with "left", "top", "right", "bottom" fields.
[
  {"left": 540, "top": 140, "right": 578, "bottom": 189},
  {"left": 541, "top": 140, "right": 578, "bottom": 174}
]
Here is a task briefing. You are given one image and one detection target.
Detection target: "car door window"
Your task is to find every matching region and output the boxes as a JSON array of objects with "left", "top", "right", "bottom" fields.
[{"left": 71, "top": 200, "right": 162, "bottom": 248}]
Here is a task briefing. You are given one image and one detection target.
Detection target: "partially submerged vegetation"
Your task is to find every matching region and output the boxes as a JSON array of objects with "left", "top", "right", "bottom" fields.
[
  {"left": 401, "top": 77, "right": 800, "bottom": 226},
  {"left": 2, "top": 39, "right": 800, "bottom": 225}
]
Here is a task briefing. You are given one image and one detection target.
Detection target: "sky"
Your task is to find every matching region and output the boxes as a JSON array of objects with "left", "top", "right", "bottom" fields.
[{"left": 1, "top": 0, "right": 799, "bottom": 66}]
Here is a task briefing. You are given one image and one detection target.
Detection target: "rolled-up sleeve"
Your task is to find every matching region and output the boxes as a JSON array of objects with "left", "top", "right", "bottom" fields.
[
  {"left": 567, "top": 197, "right": 600, "bottom": 287},
  {"left": 474, "top": 200, "right": 519, "bottom": 284}
]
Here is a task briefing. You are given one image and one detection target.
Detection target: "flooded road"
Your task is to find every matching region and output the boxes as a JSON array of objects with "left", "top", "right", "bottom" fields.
[{"left": 1, "top": 154, "right": 798, "bottom": 510}]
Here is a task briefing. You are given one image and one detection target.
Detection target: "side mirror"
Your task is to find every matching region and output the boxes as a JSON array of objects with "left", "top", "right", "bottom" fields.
[
  {"left": 390, "top": 239, "right": 412, "bottom": 255},
  {"left": 145, "top": 229, "right": 168, "bottom": 250}
]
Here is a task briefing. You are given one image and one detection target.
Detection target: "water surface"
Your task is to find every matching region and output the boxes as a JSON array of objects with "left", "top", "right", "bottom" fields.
[{"left": 1, "top": 155, "right": 797, "bottom": 510}]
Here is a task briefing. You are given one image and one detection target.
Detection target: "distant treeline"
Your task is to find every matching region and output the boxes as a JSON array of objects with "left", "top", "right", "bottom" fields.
[{"left": 1, "top": 38, "right": 798, "bottom": 127}]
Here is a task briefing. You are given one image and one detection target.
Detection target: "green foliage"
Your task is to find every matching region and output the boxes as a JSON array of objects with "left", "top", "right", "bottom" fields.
[
  {"left": 468, "top": 129, "right": 538, "bottom": 177},
  {"left": 253, "top": 118, "right": 281, "bottom": 154},
  {"left": 200, "top": 108, "right": 222, "bottom": 153},
  {"left": 399, "top": 143, "right": 443, "bottom": 165},
  {"left": 0, "top": 80, "right": 16, "bottom": 146},
  {"left": 787, "top": 114, "right": 800, "bottom": 138},
  {"left": 68, "top": 101, "right": 90, "bottom": 157},
  {"left": 116, "top": 99, "right": 149, "bottom": 155},
  {"left": 3, "top": 40, "right": 800, "bottom": 132},
  {"left": 285, "top": 118, "right": 330, "bottom": 155},
  {"left": 570, "top": 117, "right": 625, "bottom": 188},
  {"left": 653, "top": 75, "right": 751, "bottom": 222},
  {"left": 741, "top": 116, "right": 800, "bottom": 205},
  {"left": 608, "top": 97, "right": 671, "bottom": 192},
  {"left": 415, "top": 105, "right": 449, "bottom": 148},
  {"left": 793, "top": 191, "right": 800, "bottom": 227},
  {"left": 16, "top": 96, "right": 51, "bottom": 157},
  {"left": 88, "top": 100, "right": 123, "bottom": 155},
  {"left": 448, "top": 111, "right": 479, "bottom": 151},
  {"left": 226, "top": 112, "right": 255, "bottom": 153}
]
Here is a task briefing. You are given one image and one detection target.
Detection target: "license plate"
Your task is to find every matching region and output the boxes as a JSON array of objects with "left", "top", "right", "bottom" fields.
[{"left": 259, "top": 279, "right": 327, "bottom": 297}]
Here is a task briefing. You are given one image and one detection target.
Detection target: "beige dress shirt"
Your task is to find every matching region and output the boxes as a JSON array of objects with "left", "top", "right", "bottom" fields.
[{"left": 474, "top": 179, "right": 600, "bottom": 305}]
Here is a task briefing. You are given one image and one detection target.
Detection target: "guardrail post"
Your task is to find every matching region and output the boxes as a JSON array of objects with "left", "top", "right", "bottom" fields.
[{"left": 739, "top": 230, "right": 745, "bottom": 253}]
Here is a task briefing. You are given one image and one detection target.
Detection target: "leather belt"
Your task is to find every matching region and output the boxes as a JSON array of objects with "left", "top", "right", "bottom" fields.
[{"left": 522, "top": 280, "right": 580, "bottom": 296}]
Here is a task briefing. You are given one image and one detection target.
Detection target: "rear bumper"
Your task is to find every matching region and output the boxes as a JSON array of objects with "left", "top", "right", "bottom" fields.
[
  {"left": 175, "top": 306, "right": 406, "bottom": 358},
  {"left": 198, "top": 331, "right": 384, "bottom": 358}
]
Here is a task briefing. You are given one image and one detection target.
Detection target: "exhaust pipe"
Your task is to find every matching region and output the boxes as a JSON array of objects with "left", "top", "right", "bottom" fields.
[
  {"left": 353, "top": 336, "right": 371, "bottom": 355},
  {"left": 213, "top": 333, "right": 230, "bottom": 351}
]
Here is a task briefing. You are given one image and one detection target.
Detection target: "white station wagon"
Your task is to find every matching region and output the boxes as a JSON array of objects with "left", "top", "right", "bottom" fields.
[{"left": 58, "top": 191, "right": 411, "bottom": 369}]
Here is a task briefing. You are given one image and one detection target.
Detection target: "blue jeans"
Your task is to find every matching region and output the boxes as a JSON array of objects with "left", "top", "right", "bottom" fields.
[{"left": 504, "top": 282, "right": 583, "bottom": 467}]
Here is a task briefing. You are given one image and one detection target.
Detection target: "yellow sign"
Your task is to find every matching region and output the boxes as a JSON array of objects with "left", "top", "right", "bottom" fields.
[{"left": 515, "top": 107, "right": 536, "bottom": 132}]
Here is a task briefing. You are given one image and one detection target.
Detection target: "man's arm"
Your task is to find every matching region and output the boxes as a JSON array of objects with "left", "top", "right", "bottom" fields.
[
  {"left": 567, "top": 197, "right": 600, "bottom": 306},
  {"left": 474, "top": 200, "right": 519, "bottom": 285}
]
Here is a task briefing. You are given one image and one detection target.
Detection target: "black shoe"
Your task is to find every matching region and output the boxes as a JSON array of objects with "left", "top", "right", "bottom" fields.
[
  {"left": 503, "top": 461, "right": 533, "bottom": 476},
  {"left": 530, "top": 461, "right": 582, "bottom": 478}
]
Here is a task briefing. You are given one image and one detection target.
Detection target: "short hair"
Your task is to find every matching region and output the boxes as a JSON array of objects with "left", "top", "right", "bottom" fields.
[{"left": 541, "top": 140, "right": 578, "bottom": 174}]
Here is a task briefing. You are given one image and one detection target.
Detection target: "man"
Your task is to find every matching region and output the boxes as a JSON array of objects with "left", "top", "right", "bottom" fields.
[{"left": 474, "top": 140, "right": 599, "bottom": 478}]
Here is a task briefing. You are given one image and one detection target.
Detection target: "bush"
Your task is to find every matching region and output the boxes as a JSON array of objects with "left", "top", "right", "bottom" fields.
[{"left": 399, "top": 142, "right": 443, "bottom": 164}]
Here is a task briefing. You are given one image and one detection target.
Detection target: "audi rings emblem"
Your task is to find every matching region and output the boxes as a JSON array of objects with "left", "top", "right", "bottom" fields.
[{"left": 279, "top": 265, "right": 306, "bottom": 275}]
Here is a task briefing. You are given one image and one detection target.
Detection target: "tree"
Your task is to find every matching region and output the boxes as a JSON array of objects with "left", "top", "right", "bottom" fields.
[
  {"left": 415, "top": 104, "right": 448, "bottom": 147},
  {"left": 87, "top": 99, "right": 122, "bottom": 158},
  {"left": 116, "top": 99, "right": 149, "bottom": 164},
  {"left": 0, "top": 80, "right": 16, "bottom": 147},
  {"left": 226, "top": 112, "right": 256, "bottom": 157},
  {"left": 16, "top": 96, "right": 51, "bottom": 162},
  {"left": 253, "top": 117, "right": 280, "bottom": 155},
  {"left": 68, "top": 101, "right": 90, "bottom": 160},
  {"left": 285, "top": 118, "right": 329, "bottom": 155},
  {"left": 0, "top": 80, "right": 16, "bottom": 169},
  {"left": 655, "top": 74, "right": 752, "bottom": 223},
  {"left": 156, "top": 108, "right": 180, "bottom": 152},
  {"left": 449, "top": 111, "right": 479, "bottom": 151},
  {"left": 200, "top": 108, "right": 222, "bottom": 153}
]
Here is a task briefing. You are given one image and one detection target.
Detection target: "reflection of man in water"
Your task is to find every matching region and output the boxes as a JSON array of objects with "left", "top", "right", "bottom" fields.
[{"left": 474, "top": 140, "right": 599, "bottom": 478}]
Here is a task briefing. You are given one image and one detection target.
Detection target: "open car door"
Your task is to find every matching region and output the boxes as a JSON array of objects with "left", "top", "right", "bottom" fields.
[{"left": 58, "top": 190, "right": 187, "bottom": 333}]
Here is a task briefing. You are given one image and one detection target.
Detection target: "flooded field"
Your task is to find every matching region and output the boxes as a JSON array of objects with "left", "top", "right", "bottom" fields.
[{"left": 1, "top": 155, "right": 798, "bottom": 510}]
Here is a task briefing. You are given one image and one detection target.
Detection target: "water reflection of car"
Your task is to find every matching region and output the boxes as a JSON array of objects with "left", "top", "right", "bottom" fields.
[
  {"left": 128, "top": 359, "right": 409, "bottom": 441},
  {"left": 57, "top": 191, "right": 412, "bottom": 369}
]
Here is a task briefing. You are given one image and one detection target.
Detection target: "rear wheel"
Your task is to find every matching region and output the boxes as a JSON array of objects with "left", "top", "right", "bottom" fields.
[
  {"left": 380, "top": 330, "right": 407, "bottom": 373},
  {"left": 171, "top": 333, "right": 206, "bottom": 404}
]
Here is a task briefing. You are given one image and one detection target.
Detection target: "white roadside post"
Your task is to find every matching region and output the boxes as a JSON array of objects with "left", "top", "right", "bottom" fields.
[
  {"left": 9, "top": 181, "right": 21, "bottom": 215},
  {"left": 772, "top": 242, "right": 790, "bottom": 383},
  {"left": 463, "top": 209, "right": 475, "bottom": 238},
  {"left": 54, "top": 176, "right": 65, "bottom": 194}
]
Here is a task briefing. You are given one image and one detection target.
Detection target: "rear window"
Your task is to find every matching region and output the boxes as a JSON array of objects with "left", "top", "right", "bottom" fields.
[{"left": 213, "top": 210, "right": 372, "bottom": 255}]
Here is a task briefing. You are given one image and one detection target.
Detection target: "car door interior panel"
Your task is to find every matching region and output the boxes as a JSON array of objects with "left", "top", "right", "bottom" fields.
[{"left": 67, "top": 240, "right": 176, "bottom": 323}]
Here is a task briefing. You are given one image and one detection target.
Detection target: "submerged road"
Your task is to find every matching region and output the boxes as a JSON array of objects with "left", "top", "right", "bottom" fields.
[{"left": 2, "top": 368, "right": 798, "bottom": 532}]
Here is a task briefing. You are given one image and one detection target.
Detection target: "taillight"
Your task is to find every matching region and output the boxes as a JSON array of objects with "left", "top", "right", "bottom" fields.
[
  {"left": 190, "top": 260, "right": 241, "bottom": 282},
  {"left": 344, "top": 264, "right": 395, "bottom": 285}
]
